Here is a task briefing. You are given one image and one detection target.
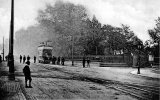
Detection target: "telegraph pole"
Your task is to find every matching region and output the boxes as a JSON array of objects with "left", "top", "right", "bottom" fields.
[
  {"left": 8, "top": 0, "right": 15, "bottom": 80},
  {"left": 3, "top": 36, "right": 4, "bottom": 61},
  {"left": 69, "top": 5, "right": 74, "bottom": 66}
]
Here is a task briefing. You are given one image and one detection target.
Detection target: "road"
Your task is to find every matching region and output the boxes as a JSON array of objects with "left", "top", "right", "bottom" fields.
[{"left": 13, "top": 61, "right": 159, "bottom": 100}]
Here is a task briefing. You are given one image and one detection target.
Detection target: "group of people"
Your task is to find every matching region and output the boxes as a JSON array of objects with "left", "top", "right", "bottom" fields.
[
  {"left": 52, "top": 56, "right": 65, "bottom": 65},
  {"left": 20, "top": 55, "right": 36, "bottom": 64},
  {"left": 82, "top": 57, "right": 90, "bottom": 68}
]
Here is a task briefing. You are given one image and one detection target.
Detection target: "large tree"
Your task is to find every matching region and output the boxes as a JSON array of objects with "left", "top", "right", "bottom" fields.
[
  {"left": 37, "top": 1, "right": 88, "bottom": 56},
  {"left": 146, "top": 17, "right": 160, "bottom": 64}
]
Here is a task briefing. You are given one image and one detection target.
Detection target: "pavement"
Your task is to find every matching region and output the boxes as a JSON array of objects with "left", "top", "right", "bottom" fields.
[
  {"left": 0, "top": 62, "right": 26, "bottom": 100},
  {"left": 130, "top": 66, "right": 160, "bottom": 79},
  {"left": 0, "top": 61, "right": 159, "bottom": 100},
  {"left": 66, "top": 61, "right": 160, "bottom": 79}
]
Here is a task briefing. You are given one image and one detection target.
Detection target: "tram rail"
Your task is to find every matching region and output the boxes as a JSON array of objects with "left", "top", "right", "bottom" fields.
[
  {"left": 108, "top": 83, "right": 159, "bottom": 100},
  {"left": 38, "top": 63, "right": 160, "bottom": 100}
]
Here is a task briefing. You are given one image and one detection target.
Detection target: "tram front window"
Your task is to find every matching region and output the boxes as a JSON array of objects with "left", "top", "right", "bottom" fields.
[{"left": 43, "top": 49, "right": 52, "bottom": 57}]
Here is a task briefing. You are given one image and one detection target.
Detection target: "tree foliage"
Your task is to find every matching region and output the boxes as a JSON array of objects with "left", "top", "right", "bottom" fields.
[
  {"left": 145, "top": 17, "right": 160, "bottom": 60},
  {"left": 14, "top": 1, "right": 142, "bottom": 57}
]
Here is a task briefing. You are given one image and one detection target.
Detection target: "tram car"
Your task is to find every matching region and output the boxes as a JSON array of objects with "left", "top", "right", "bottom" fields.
[{"left": 38, "top": 44, "right": 52, "bottom": 64}]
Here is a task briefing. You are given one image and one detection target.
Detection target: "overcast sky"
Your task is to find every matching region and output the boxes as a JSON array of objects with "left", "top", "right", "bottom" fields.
[{"left": 0, "top": 0, "right": 160, "bottom": 44}]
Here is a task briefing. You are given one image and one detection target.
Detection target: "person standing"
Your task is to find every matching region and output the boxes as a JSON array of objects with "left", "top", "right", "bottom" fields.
[
  {"left": 23, "top": 61, "right": 32, "bottom": 88},
  {"left": 61, "top": 57, "right": 65, "bottom": 65},
  {"left": 87, "top": 57, "right": 90, "bottom": 67},
  {"left": 52, "top": 56, "right": 56, "bottom": 64},
  {"left": 82, "top": 56, "right": 86, "bottom": 68},
  {"left": 23, "top": 55, "right": 26, "bottom": 64},
  {"left": 27, "top": 55, "right": 30, "bottom": 61},
  {"left": 0, "top": 55, "right": 2, "bottom": 63},
  {"left": 20, "top": 55, "right": 22, "bottom": 63},
  {"left": 34, "top": 56, "right": 36, "bottom": 63},
  {"left": 57, "top": 56, "right": 60, "bottom": 65}
]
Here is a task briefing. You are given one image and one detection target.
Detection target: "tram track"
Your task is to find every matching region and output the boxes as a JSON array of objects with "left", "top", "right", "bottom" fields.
[
  {"left": 122, "top": 84, "right": 159, "bottom": 95},
  {"left": 39, "top": 63, "right": 160, "bottom": 100},
  {"left": 104, "top": 81, "right": 160, "bottom": 100},
  {"left": 112, "top": 86, "right": 151, "bottom": 100},
  {"left": 117, "top": 85, "right": 158, "bottom": 100}
]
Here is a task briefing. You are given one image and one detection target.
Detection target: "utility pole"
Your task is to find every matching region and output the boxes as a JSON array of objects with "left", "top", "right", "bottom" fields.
[
  {"left": 3, "top": 36, "right": 4, "bottom": 61},
  {"left": 8, "top": 0, "right": 15, "bottom": 80},
  {"left": 69, "top": 5, "right": 74, "bottom": 66}
]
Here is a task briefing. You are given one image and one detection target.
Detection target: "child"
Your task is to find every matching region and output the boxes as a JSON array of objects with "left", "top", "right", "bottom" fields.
[{"left": 23, "top": 61, "right": 32, "bottom": 88}]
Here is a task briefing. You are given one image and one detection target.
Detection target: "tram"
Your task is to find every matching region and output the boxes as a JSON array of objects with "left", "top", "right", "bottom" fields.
[{"left": 38, "top": 43, "right": 52, "bottom": 64}]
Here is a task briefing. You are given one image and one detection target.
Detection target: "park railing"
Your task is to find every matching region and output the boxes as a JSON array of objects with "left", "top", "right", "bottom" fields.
[
  {"left": 153, "top": 57, "right": 160, "bottom": 65},
  {"left": 65, "top": 54, "right": 133, "bottom": 66}
]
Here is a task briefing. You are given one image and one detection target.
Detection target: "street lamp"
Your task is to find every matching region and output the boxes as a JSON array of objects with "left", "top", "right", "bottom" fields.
[
  {"left": 67, "top": 35, "right": 74, "bottom": 66},
  {"left": 71, "top": 35, "right": 74, "bottom": 66},
  {"left": 137, "top": 43, "right": 142, "bottom": 74}
]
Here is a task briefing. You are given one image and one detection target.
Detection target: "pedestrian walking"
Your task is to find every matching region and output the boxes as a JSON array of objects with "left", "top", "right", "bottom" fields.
[
  {"left": 52, "top": 56, "right": 55, "bottom": 64},
  {"left": 27, "top": 55, "right": 30, "bottom": 61},
  {"left": 82, "top": 56, "right": 86, "bottom": 68},
  {"left": 20, "top": 55, "right": 22, "bottom": 63},
  {"left": 57, "top": 56, "right": 60, "bottom": 65},
  {"left": 87, "top": 57, "right": 90, "bottom": 67},
  {"left": 23, "top": 61, "right": 32, "bottom": 88},
  {"left": 61, "top": 57, "right": 65, "bottom": 65},
  {"left": 23, "top": 55, "right": 26, "bottom": 64},
  {"left": 34, "top": 56, "right": 36, "bottom": 63}
]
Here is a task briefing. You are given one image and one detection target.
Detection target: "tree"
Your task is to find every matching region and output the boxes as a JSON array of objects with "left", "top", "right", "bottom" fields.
[
  {"left": 121, "top": 24, "right": 142, "bottom": 54},
  {"left": 146, "top": 17, "right": 160, "bottom": 64},
  {"left": 37, "top": 1, "right": 88, "bottom": 56}
]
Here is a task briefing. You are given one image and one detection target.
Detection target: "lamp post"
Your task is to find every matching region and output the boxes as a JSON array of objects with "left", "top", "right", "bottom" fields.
[
  {"left": 137, "top": 43, "right": 142, "bottom": 74},
  {"left": 8, "top": 0, "right": 15, "bottom": 80},
  {"left": 67, "top": 35, "right": 74, "bottom": 66},
  {"left": 71, "top": 35, "right": 74, "bottom": 66}
]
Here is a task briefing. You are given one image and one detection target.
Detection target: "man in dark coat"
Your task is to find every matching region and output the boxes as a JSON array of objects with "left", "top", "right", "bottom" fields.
[
  {"left": 61, "top": 57, "right": 65, "bottom": 65},
  {"left": 82, "top": 56, "right": 86, "bottom": 68},
  {"left": 34, "top": 56, "right": 36, "bottom": 63},
  {"left": 20, "top": 55, "right": 22, "bottom": 63},
  {"left": 57, "top": 56, "right": 60, "bottom": 65},
  {"left": 27, "top": 55, "right": 30, "bottom": 61},
  {"left": 52, "top": 56, "right": 55, "bottom": 64},
  {"left": 23, "top": 55, "right": 26, "bottom": 64},
  {"left": 23, "top": 61, "right": 32, "bottom": 88}
]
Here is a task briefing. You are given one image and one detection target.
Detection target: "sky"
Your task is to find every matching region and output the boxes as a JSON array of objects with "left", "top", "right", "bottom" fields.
[{"left": 0, "top": 0, "right": 160, "bottom": 44}]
